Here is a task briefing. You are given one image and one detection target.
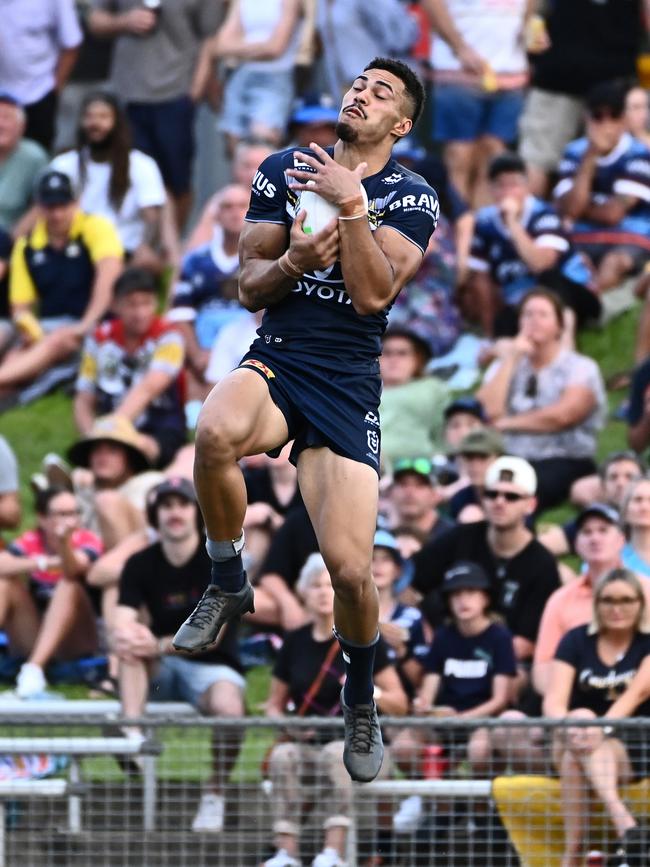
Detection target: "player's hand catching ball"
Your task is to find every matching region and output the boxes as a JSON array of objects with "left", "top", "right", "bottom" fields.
[
  {"left": 287, "top": 142, "right": 367, "bottom": 210},
  {"left": 287, "top": 210, "right": 340, "bottom": 272}
]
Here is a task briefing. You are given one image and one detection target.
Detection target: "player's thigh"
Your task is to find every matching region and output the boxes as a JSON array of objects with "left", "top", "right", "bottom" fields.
[
  {"left": 297, "top": 448, "right": 378, "bottom": 576},
  {"left": 197, "top": 367, "right": 289, "bottom": 458}
]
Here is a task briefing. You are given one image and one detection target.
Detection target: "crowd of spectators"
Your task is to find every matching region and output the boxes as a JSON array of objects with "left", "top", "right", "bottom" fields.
[{"left": 1, "top": 0, "right": 650, "bottom": 865}]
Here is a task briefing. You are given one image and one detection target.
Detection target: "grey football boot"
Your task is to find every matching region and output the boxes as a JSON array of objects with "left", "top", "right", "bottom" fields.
[
  {"left": 340, "top": 689, "right": 384, "bottom": 782},
  {"left": 173, "top": 576, "right": 255, "bottom": 652}
]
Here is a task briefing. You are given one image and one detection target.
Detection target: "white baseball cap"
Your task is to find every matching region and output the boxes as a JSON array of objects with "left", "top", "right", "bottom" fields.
[{"left": 484, "top": 456, "right": 537, "bottom": 496}]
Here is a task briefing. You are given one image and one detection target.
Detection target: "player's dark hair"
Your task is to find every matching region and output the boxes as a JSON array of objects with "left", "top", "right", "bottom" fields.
[
  {"left": 586, "top": 80, "right": 627, "bottom": 119},
  {"left": 487, "top": 151, "right": 527, "bottom": 181},
  {"left": 364, "top": 57, "right": 425, "bottom": 127},
  {"left": 35, "top": 486, "right": 75, "bottom": 517}
]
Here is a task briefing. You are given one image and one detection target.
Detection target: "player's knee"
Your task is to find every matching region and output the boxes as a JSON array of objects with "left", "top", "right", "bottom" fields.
[
  {"left": 195, "top": 415, "right": 239, "bottom": 466},
  {"left": 329, "top": 563, "right": 372, "bottom": 600}
]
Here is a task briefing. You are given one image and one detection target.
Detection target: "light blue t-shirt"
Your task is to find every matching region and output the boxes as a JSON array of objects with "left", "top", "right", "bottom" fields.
[{"left": 622, "top": 542, "right": 650, "bottom": 578}]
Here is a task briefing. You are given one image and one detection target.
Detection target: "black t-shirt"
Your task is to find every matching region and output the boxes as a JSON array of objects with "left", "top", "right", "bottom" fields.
[
  {"left": 412, "top": 521, "right": 560, "bottom": 642},
  {"left": 424, "top": 621, "right": 517, "bottom": 712},
  {"left": 555, "top": 625, "right": 650, "bottom": 717},
  {"left": 448, "top": 485, "right": 479, "bottom": 521},
  {"left": 531, "top": 0, "right": 642, "bottom": 96},
  {"left": 273, "top": 624, "right": 391, "bottom": 716},
  {"left": 244, "top": 466, "right": 303, "bottom": 515},
  {"left": 118, "top": 541, "right": 241, "bottom": 670},
  {"left": 259, "top": 504, "right": 318, "bottom": 588},
  {"left": 246, "top": 146, "right": 439, "bottom": 368}
]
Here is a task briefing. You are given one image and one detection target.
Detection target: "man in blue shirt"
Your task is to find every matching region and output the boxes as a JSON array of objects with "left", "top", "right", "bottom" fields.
[
  {"left": 173, "top": 57, "right": 439, "bottom": 783},
  {"left": 554, "top": 80, "right": 650, "bottom": 295},
  {"left": 465, "top": 152, "right": 600, "bottom": 336}
]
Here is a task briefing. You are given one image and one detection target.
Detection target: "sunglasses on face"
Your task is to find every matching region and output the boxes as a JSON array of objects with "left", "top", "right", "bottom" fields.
[{"left": 483, "top": 489, "right": 526, "bottom": 503}]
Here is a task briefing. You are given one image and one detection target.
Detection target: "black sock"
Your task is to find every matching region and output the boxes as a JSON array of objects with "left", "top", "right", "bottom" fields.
[
  {"left": 336, "top": 630, "right": 378, "bottom": 707},
  {"left": 209, "top": 554, "right": 245, "bottom": 592}
]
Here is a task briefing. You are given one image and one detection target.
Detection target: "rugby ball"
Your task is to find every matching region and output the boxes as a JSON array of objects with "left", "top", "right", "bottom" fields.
[{"left": 300, "top": 182, "right": 369, "bottom": 234}]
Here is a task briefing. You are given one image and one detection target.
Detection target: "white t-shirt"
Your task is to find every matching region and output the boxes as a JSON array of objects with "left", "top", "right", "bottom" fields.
[
  {"left": 430, "top": 0, "right": 527, "bottom": 74},
  {"left": 50, "top": 149, "right": 166, "bottom": 252}
]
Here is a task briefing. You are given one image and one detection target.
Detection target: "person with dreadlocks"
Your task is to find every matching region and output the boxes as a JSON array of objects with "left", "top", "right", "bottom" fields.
[{"left": 50, "top": 91, "right": 167, "bottom": 272}]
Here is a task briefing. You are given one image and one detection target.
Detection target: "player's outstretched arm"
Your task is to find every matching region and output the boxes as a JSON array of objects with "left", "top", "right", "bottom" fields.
[{"left": 239, "top": 212, "right": 340, "bottom": 311}]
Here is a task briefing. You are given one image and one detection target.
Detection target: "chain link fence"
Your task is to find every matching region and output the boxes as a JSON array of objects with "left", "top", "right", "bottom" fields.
[{"left": 0, "top": 713, "right": 646, "bottom": 866}]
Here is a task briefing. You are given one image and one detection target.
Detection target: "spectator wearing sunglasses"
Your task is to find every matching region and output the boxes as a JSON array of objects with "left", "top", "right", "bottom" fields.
[
  {"left": 478, "top": 288, "right": 606, "bottom": 514},
  {"left": 411, "top": 456, "right": 560, "bottom": 674}
]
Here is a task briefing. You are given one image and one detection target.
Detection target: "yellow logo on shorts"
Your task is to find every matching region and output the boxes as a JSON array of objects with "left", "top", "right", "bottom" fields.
[{"left": 241, "top": 359, "right": 276, "bottom": 379}]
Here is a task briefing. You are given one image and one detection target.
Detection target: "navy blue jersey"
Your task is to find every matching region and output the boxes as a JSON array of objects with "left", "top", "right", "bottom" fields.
[
  {"left": 245, "top": 146, "right": 439, "bottom": 367},
  {"left": 469, "top": 195, "right": 592, "bottom": 304},
  {"left": 423, "top": 621, "right": 516, "bottom": 712},
  {"left": 555, "top": 624, "right": 650, "bottom": 717},
  {"left": 553, "top": 133, "right": 650, "bottom": 239},
  {"left": 387, "top": 602, "right": 429, "bottom": 664}
]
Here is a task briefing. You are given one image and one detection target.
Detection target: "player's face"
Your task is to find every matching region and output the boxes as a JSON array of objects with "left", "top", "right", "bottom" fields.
[
  {"left": 624, "top": 480, "right": 650, "bottom": 530},
  {"left": 337, "top": 69, "right": 412, "bottom": 145},
  {"left": 157, "top": 495, "right": 197, "bottom": 542},
  {"left": 575, "top": 517, "right": 624, "bottom": 567},
  {"left": 519, "top": 296, "right": 562, "bottom": 346},
  {"left": 604, "top": 460, "right": 642, "bottom": 507},
  {"left": 372, "top": 547, "right": 401, "bottom": 590},
  {"left": 82, "top": 100, "right": 116, "bottom": 146},
  {"left": 216, "top": 185, "right": 249, "bottom": 235},
  {"left": 116, "top": 291, "right": 157, "bottom": 337}
]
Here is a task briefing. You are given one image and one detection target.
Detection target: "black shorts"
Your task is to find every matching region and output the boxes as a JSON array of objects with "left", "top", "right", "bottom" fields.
[{"left": 238, "top": 343, "right": 382, "bottom": 474}]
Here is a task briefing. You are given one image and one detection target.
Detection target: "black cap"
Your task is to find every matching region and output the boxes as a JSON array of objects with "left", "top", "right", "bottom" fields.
[
  {"left": 444, "top": 397, "right": 486, "bottom": 422},
  {"left": 147, "top": 477, "right": 197, "bottom": 511},
  {"left": 35, "top": 171, "right": 75, "bottom": 206},
  {"left": 575, "top": 502, "right": 621, "bottom": 532},
  {"left": 114, "top": 267, "right": 159, "bottom": 298},
  {"left": 442, "top": 561, "right": 491, "bottom": 593}
]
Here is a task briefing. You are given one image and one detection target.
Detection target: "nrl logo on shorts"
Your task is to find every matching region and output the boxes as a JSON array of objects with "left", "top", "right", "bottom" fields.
[{"left": 367, "top": 430, "right": 379, "bottom": 454}]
